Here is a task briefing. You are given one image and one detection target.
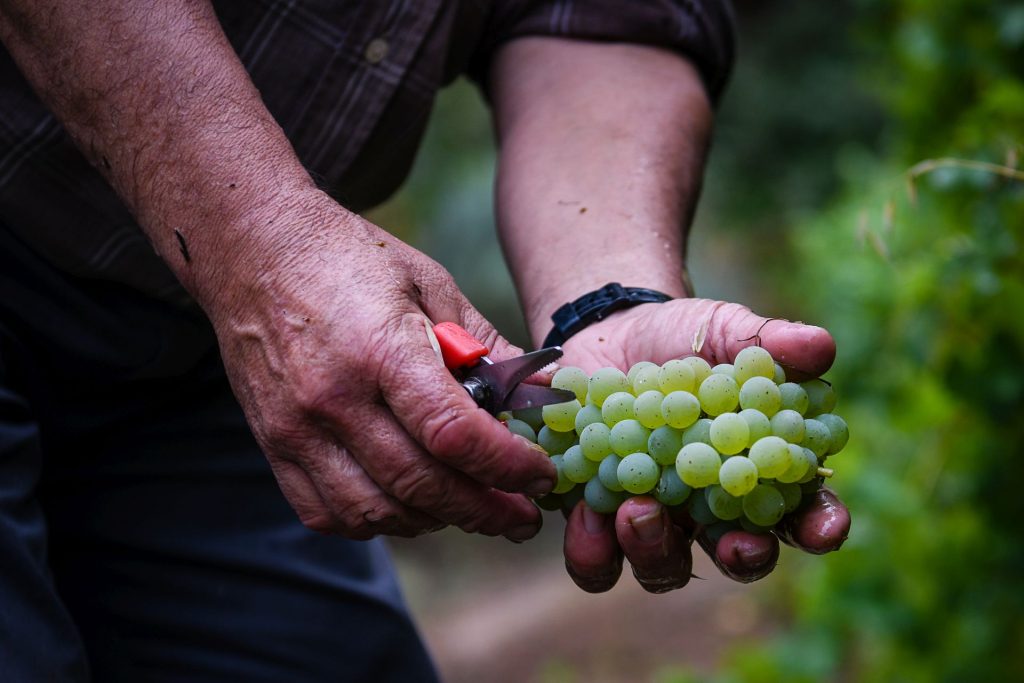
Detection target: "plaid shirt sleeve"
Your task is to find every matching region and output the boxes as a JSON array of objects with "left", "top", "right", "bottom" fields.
[{"left": 467, "top": 0, "right": 736, "bottom": 102}]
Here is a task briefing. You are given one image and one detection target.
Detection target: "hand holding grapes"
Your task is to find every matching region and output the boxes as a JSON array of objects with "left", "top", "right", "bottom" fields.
[{"left": 554, "top": 297, "right": 851, "bottom": 593}]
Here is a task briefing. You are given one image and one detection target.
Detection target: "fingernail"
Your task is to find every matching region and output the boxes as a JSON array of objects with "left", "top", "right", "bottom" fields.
[
  {"left": 524, "top": 440, "right": 549, "bottom": 455},
  {"left": 506, "top": 522, "right": 540, "bottom": 542},
  {"left": 525, "top": 477, "right": 554, "bottom": 497},
  {"left": 739, "top": 544, "right": 775, "bottom": 570},
  {"left": 582, "top": 506, "right": 605, "bottom": 534},
  {"left": 630, "top": 510, "right": 664, "bottom": 543}
]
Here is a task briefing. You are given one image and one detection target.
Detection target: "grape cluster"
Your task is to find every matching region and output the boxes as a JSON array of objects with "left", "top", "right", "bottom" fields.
[{"left": 503, "top": 347, "right": 848, "bottom": 535}]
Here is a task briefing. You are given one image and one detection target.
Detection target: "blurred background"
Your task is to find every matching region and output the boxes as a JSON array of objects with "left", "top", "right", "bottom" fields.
[{"left": 373, "top": 0, "right": 1024, "bottom": 681}]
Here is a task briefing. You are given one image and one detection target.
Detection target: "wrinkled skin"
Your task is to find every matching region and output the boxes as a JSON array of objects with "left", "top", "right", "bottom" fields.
[
  {"left": 557, "top": 298, "right": 852, "bottom": 593},
  {"left": 212, "top": 207, "right": 557, "bottom": 542}
]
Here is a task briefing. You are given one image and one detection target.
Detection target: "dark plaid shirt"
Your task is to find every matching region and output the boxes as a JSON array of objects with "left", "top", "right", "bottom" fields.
[{"left": 0, "top": 0, "right": 734, "bottom": 306}]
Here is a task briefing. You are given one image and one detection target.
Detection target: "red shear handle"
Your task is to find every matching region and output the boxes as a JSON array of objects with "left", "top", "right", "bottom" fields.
[{"left": 433, "top": 322, "right": 489, "bottom": 371}]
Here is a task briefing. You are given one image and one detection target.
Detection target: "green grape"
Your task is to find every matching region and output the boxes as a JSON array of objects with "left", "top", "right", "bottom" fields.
[
  {"left": 739, "top": 516, "right": 774, "bottom": 534},
  {"left": 598, "top": 454, "right": 624, "bottom": 491},
  {"left": 705, "top": 520, "right": 741, "bottom": 544},
  {"left": 661, "top": 390, "right": 701, "bottom": 429},
  {"left": 538, "top": 425, "right": 577, "bottom": 455},
  {"left": 778, "top": 382, "right": 810, "bottom": 414},
  {"left": 738, "top": 408, "right": 771, "bottom": 446},
  {"left": 710, "top": 413, "right": 750, "bottom": 456},
  {"left": 648, "top": 425, "right": 684, "bottom": 466},
  {"left": 681, "top": 356, "right": 713, "bottom": 387},
  {"left": 505, "top": 418, "right": 537, "bottom": 443},
  {"left": 536, "top": 492, "right": 563, "bottom": 511},
  {"left": 617, "top": 453, "right": 660, "bottom": 494},
  {"left": 512, "top": 406, "right": 544, "bottom": 432},
  {"left": 609, "top": 419, "right": 651, "bottom": 456},
  {"left": 552, "top": 366, "right": 589, "bottom": 402},
  {"left": 675, "top": 442, "right": 720, "bottom": 488},
  {"left": 776, "top": 443, "right": 811, "bottom": 483},
  {"left": 589, "top": 367, "right": 630, "bottom": 407},
  {"left": 802, "top": 378, "right": 837, "bottom": 416},
  {"left": 815, "top": 413, "right": 849, "bottom": 454},
  {"left": 579, "top": 422, "right": 613, "bottom": 462},
  {"left": 688, "top": 490, "right": 718, "bottom": 525},
  {"left": 772, "top": 363, "right": 787, "bottom": 385},
  {"left": 601, "top": 392, "right": 636, "bottom": 426},
  {"left": 543, "top": 398, "right": 581, "bottom": 432},
  {"left": 698, "top": 374, "right": 740, "bottom": 416},
  {"left": 738, "top": 376, "right": 782, "bottom": 416},
  {"left": 705, "top": 485, "right": 744, "bottom": 521},
  {"left": 748, "top": 435, "right": 792, "bottom": 479},
  {"left": 658, "top": 359, "right": 696, "bottom": 394},
  {"left": 681, "top": 418, "right": 713, "bottom": 446},
  {"left": 627, "top": 361, "right": 659, "bottom": 385},
  {"left": 798, "top": 447, "right": 821, "bottom": 483},
  {"left": 632, "top": 365, "right": 662, "bottom": 394},
  {"left": 562, "top": 445, "right": 600, "bottom": 483},
  {"left": 774, "top": 481, "right": 803, "bottom": 513},
  {"left": 584, "top": 477, "right": 625, "bottom": 514},
  {"left": 742, "top": 483, "right": 786, "bottom": 526},
  {"left": 770, "top": 409, "right": 806, "bottom": 443},
  {"left": 633, "top": 390, "right": 666, "bottom": 429},
  {"left": 655, "top": 466, "right": 691, "bottom": 506},
  {"left": 711, "top": 363, "right": 735, "bottom": 378},
  {"left": 733, "top": 346, "right": 775, "bottom": 385},
  {"left": 718, "top": 455, "right": 759, "bottom": 497},
  {"left": 574, "top": 403, "right": 604, "bottom": 434},
  {"left": 802, "top": 418, "right": 832, "bottom": 457},
  {"left": 550, "top": 455, "right": 575, "bottom": 494},
  {"left": 562, "top": 485, "right": 584, "bottom": 512}
]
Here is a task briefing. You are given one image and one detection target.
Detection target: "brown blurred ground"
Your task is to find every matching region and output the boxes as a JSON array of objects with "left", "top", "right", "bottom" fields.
[{"left": 389, "top": 516, "right": 780, "bottom": 683}]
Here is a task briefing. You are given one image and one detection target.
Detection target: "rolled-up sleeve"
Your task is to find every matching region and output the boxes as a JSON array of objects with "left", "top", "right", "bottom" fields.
[{"left": 468, "top": 0, "right": 736, "bottom": 102}]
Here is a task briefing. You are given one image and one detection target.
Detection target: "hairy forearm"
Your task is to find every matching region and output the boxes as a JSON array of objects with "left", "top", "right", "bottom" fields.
[
  {"left": 491, "top": 38, "right": 713, "bottom": 345},
  {"left": 0, "top": 0, "right": 338, "bottom": 318}
]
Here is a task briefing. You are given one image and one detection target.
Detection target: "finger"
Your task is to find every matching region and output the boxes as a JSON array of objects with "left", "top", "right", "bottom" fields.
[
  {"left": 776, "top": 487, "right": 850, "bottom": 554},
  {"left": 615, "top": 496, "right": 693, "bottom": 593},
  {"left": 330, "top": 404, "right": 545, "bottom": 541},
  {"left": 379, "top": 313, "right": 556, "bottom": 495},
  {"left": 631, "top": 299, "right": 836, "bottom": 380},
  {"left": 563, "top": 500, "right": 623, "bottom": 593},
  {"left": 273, "top": 446, "right": 442, "bottom": 540},
  {"left": 696, "top": 529, "right": 780, "bottom": 584}
]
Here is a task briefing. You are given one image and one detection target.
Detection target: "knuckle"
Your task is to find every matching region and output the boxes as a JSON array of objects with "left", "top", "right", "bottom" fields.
[
  {"left": 420, "top": 405, "right": 481, "bottom": 460},
  {"left": 451, "top": 496, "right": 495, "bottom": 534},
  {"left": 387, "top": 461, "right": 447, "bottom": 509}
]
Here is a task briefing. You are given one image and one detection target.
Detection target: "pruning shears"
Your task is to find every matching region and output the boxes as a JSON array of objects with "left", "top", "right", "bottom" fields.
[{"left": 430, "top": 322, "right": 576, "bottom": 415}]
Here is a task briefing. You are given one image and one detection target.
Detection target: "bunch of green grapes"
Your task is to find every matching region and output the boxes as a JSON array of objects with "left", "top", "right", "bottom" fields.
[{"left": 502, "top": 347, "right": 849, "bottom": 535}]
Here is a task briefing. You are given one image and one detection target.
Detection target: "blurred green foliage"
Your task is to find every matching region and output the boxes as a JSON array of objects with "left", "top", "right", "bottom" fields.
[
  {"left": 703, "top": 0, "right": 1024, "bottom": 681},
  {"left": 380, "top": 0, "right": 1023, "bottom": 680}
]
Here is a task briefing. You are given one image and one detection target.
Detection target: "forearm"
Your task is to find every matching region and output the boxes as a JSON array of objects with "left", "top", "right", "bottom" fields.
[
  {"left": 491, "top": 38, "right": 713, "bottom": 346},
  {"left": 0, "top": 0, "right": 340, "bottom": 319}
]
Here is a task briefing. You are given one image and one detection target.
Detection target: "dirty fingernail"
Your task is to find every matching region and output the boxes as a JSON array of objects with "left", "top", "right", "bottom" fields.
[
  {"left": 630, "top": 510, "right": 664, "bottom": 543},
  {"left": 525, "top": 477, "right": 554, "bottom": 497},
  {"left": 506, "top": 522, "right": 541, "bottom": 542}
]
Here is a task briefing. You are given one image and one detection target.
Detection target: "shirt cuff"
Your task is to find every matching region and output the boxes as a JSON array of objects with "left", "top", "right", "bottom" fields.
[{"left": 468, "top": 0, "right": 736, "bottom": 103}]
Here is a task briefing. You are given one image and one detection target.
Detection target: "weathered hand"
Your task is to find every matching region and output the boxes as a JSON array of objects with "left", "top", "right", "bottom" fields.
[
  {"left": 209, "top": 199, "right": 555, "bottom": 541},
  {"left": 555, "top": 297, "right": 851, "bottom": 592}
]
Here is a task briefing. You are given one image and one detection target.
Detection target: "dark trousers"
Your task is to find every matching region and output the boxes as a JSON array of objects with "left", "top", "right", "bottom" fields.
[{"left": 0, "top": 227, "right": 438, "bottom": 682}]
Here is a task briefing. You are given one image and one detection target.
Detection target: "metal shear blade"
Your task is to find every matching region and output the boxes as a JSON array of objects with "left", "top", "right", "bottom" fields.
[{"left": 464, "top": 346, "right": 576, "bottom": 414}]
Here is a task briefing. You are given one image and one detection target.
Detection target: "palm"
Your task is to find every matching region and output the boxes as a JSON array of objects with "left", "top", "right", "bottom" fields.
[{"left": 553, "top": 296, "right": 847, "bottom": 594}]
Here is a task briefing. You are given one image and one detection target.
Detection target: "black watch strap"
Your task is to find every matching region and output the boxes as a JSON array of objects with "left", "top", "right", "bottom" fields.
[{"left": 542, "top": 282, "right": 673, "bottom": 348}]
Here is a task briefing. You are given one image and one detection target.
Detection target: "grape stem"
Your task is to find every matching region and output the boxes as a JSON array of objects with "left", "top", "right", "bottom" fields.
[{"left": 817, "top": 466, "right": 834, "bottom": 478}]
